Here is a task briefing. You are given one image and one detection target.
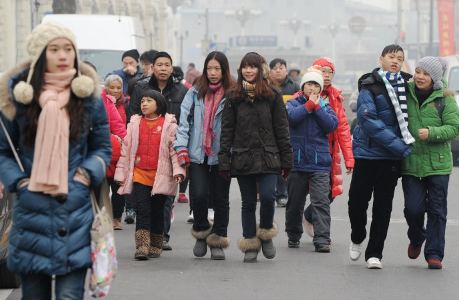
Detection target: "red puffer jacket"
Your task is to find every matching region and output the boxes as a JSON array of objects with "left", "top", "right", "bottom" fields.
[
  {"left": 107, "top": 134, "right": 121, "bottom": 178},
  {"left": 323, "top": 86, "right": 354, "bottom": 198},
  {"left": 101, "top": 89, "right": 127, "bottom": 139}
]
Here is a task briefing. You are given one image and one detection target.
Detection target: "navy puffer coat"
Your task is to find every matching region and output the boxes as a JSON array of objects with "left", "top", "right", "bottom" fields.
[{"left": 0, "top": 62, "right": 111, "bottom": 275}]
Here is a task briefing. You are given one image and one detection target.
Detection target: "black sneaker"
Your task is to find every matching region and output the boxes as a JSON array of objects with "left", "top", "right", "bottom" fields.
[
  {"left": 276, "top": 197, "right": 287, "bottom": 207},
  {"left": 288, "top": 239, "right": 300, "bottom": 248},
  {"left": 315, "top": 244, "right": 331, "bottom": 253},
  {"left": 124, "top": 209, "right": 135, "bottom": 224},
  {"left": 162, "top": 240, "right": 172, "bottom": 251}
]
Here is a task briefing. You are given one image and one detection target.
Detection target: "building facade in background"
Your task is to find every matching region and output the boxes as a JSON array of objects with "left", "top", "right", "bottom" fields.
[{"left": 0, "top": 0, "right": 172, "bottom": 72}]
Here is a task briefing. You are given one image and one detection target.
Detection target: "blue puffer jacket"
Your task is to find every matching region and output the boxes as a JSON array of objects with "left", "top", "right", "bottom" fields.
[
  {"left": 352, "top": 69, "right": 412, "bottom": 160},
  {"left": 286, "top": 95, "right": 338, "bottom": 172},
  {"left": 175, "top": 87, "right": 226, "bottom": 165},
  {"left": 0, "top": 62, "right": 111, "bottom": 275}
]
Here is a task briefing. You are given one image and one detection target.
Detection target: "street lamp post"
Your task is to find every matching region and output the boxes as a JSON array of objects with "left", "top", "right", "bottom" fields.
[
  {"left": 175, "top": 31, "right": 189, "bottom": 69},
  {"left": 224, "top": 8, "right": 261, "bottom": 36},
  {"left": 279, "top": 18, "right": 311, "bottom": 49}
]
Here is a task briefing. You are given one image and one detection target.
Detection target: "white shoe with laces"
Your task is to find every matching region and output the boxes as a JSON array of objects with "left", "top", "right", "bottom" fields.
[
  {"left": 366, "top": 257, "right": 383, "bottom": 269},
  {"left": 349, "top": 242, "right": 362, "bottom": 261}
]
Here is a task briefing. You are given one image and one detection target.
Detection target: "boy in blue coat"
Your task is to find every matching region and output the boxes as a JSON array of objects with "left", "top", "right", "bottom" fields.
[
  {"left": 348, "top": 44, "right": 413, "bottom": 269},
  {"left": 285, "top": 68, "right": 338, "bottom": 252}
]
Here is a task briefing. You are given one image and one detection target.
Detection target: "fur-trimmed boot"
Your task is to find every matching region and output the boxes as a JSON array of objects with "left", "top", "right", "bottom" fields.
[
  {"left": 191, "top": 226, "right": 212, "bottom": 257},
  {"left": 135, "top": 229, "right": 150, "bottom": 260},
  {"left": 257, "top": 224, "right": 279, "bottom": 259},
  {"left": 206, "top": 233, "right": 230, "bottom": 260},
  {"left": 149, "top": 233, "right": 163, "bottom": 258},
  {"left": 239, "top": 237, "right": 262, "bottom": 263}
]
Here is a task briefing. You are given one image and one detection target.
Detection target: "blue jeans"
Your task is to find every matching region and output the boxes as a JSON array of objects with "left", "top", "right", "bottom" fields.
[
  {"left": 274, "top": 175, "right": 288, "bottom": 199},
  {"left": 237, "top": 174, "right": 277, "bottom": 238},
  {"left": 20, "top": 268, "right": 87, "bottom": 300},
  {"left": 402, "top": 175, "right": 449, "bottom": 261}
]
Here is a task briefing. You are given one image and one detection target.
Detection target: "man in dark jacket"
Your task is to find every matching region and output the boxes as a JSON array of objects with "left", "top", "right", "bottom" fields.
[
  {"left": 269, "top": 58, "right": 300, "bottom": 207},
  {"left": 348, "top": 44, "right": 413, "bottom": 269},
  {"left": 130, "top": 51, "right": 188, "bottom": 251},
  {"left": 108, "top": 49, "right": 143, "bottom": 95}
]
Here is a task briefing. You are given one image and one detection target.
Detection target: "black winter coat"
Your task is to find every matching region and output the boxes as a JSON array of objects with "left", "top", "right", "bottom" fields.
[
  {"left": 219, "top": 88, "right": 293, "bottom": 176},
  {"left": 129, "top": 76, "right": 188, "bottom": 123}
]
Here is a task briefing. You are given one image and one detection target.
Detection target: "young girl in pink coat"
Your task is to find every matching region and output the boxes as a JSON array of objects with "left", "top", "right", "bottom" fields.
[{"left": 115, "top": 89, "right": 185, "bottom": 260}]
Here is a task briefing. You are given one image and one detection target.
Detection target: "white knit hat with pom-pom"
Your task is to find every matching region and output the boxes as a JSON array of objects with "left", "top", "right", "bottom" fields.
[
  {"left": 13, "top": 22, "right": 94, "bottom": 104},
  {"left": 300, "top": 67, "right": 324, "bottom": 92}
]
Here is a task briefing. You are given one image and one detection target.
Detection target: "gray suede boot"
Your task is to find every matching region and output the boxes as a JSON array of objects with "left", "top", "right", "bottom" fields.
[
  {"left": 257, "top": 224, "right": 279, "bottom": 259},
  {"left": 207, "top": 233, "right": 230, "bottom": 260},
  {"left": 239, "top": 237, "right": 261, "bottom": 263},
  {"left": 191, "top": 227, "right": 212, "bottom": 257}
]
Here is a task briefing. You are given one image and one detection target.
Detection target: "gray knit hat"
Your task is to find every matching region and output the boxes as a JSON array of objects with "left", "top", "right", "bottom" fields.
[{"left": 416, "top": 56, "right": 447, "bottom": 90}]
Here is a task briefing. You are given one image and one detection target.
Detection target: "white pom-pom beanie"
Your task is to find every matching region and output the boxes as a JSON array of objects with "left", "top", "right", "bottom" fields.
[
  {"left": 13, "top": 22, "right": 94, "bottom": 104},
  {"left": 300, "top": 67, "right": 324, "bottom": 92}
]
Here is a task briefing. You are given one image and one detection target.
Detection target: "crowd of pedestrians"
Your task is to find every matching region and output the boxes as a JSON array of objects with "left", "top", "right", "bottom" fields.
[{"left": 0, "top": 21, "right": 458, "bottom": 299}]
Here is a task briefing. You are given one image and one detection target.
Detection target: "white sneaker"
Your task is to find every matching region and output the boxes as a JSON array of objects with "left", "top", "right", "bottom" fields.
[
  {"left": 187, "top": 212, "right": 194, "bottom": 224},
  {"left": 304, "top": 219, "right": 314, "bottom": 238},
  {"left": 366, "top": 257, "right": 383, "bottom": 269},
  {"left": 349, "top": 242, "right": 362, "bottom": 261},
  {"left": 208, "top": 209, "right": 214, "bottom": 222}
]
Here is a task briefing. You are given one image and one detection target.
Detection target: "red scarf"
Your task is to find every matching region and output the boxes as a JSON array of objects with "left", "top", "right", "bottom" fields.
[{"left": 203, "top": 82, "right": 224, "bottom": 156}]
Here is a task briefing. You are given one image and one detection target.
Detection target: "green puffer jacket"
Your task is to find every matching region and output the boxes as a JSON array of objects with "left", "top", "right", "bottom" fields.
[{"left": 402, "top": 81, "right": 459, "bottom": 177}]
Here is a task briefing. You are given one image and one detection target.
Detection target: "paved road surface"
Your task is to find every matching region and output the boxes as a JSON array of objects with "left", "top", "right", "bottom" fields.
[{"left": 4, "top": 168, "right": 459, "bottom": 300}]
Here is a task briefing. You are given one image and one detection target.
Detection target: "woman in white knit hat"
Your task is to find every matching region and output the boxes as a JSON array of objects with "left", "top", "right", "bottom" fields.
[
  {"left": 0, "top": 22, "right": 111, "bottom": 298},
  {"left": 401, "top": 56, "right": 459, "bottom": 269}
]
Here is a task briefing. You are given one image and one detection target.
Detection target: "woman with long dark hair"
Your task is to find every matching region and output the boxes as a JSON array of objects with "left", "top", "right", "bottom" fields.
[
  {"left": 218, "top": 52, "right": 292, "bottom": 263},
  {"left": 0, "top": 23, "right": 111, "bottom": 299},
  {"left": 175, "top": 51, "right": 234, "bottom": 260}
]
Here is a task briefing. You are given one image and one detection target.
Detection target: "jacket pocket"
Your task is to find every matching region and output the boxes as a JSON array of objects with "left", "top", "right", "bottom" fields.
[
  {"left": 231, "top": 148, "right": 253, "bottom": 171},
  {"left": 312, "top": 145, "right": 332, "bottom": 167},
  {"left": 430, "top": 152, "right": 449, "bottom": 170},
  {"left": 263, "top": 145, "right": 281, "bottom": 169}
]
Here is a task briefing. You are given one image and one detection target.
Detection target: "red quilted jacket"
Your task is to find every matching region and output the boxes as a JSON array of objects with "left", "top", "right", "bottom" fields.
[{"left": 323, "top": 86, "right": 354, "bottom": 198}]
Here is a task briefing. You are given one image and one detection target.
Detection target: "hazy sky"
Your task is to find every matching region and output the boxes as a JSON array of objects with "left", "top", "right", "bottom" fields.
[{"left": 349, "top": 0, "right": 396, "bottom": 10}]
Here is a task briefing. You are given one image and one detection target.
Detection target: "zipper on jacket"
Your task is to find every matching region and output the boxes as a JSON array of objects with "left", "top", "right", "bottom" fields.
[{"left": 297, "top": 150, "right": 301, "bottom": 163}]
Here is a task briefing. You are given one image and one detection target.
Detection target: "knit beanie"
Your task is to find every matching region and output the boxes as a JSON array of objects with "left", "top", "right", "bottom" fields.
[
  {"left": 313, "top": 57, "right": 335, "bottom": 73},
  {"left": 13, "top": 22, "right": 95, "bottom": 105},
  {"left": 300, "top": 68, "right": 324, "bottom": 91},
  {"left": 416, "top": 56, "right": 447, "bottom": 90},
  {"left": 122, "top": 49, "right": 140, "bottom": 62}
]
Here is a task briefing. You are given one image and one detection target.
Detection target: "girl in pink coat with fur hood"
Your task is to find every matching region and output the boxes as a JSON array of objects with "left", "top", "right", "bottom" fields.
[{"left": 115, "top": 89, "right": 185, "bottom": 260}]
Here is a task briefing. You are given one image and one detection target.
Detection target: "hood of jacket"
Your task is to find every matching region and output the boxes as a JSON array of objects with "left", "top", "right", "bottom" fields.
[
  {"left": 358, "top": 68, "right": 412, "bottom": 92},
  {"left": 0, "top": 60, "right": 100, "bottom": 121}
]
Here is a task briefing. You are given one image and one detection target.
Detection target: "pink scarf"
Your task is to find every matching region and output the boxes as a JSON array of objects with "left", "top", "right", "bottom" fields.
[
  {"left": 203, "top": 82, "right": 224, "bottom": 156},
  {"left": 28, "top": 69, "right": 76, "bottom": 196}
]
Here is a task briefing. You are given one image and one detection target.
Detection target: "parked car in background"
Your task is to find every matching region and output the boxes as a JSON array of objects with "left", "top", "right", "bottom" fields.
[
  {"left": 0, "top": 185, "right": 20, "bottom": 288},
  {"left": 443, "top": 55, "right": 459, "bottom": 166}
]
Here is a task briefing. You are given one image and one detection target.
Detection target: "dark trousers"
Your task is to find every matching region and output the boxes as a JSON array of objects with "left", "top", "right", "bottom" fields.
[
  {"left": 20, "top": 268, "right": 87, "bottom": 300},
  {"left": 133, "top": 182, "right": 166, "bottom": 234},
  {"left": 125, "top": 193, "right": 135, "bottom": 211},
  {"left": 402, "top": 175, "right": 449, "bottom": 261},
  {"left": 348, "top": 159, "right": 400, "bottom": 260},
  {"left": 107, "top": 178, "right": 125, "bottom": 220},
  {"left": 163, "top": 195, "right": 174, "bottom": 241},
  {"left": 237, "top": 174, "right": 277, "bottom": 238},
  {"left": 286, "top": 171, "right": 331, "bottom": 246},
  {"left": 304, "top": 175, "right": 333, "bottom": 223},
  {"left": 189, "top": 162, "right": 230, "bottom": 236},
  {"left": 179, "top": 174, "right": 189, "bottom": 193},
  {"left": 274, "top": 175, "right": 288, "bottom": 199}
]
